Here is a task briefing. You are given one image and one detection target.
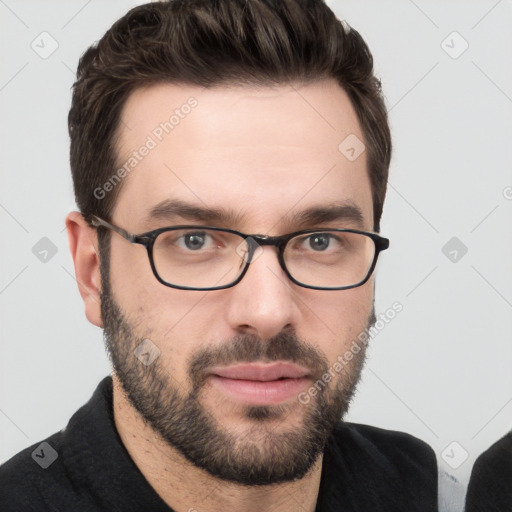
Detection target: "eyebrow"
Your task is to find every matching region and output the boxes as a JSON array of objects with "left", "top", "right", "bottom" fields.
[
  {"left": 144, "top": 199, "right": 245, "bottom": 227},
  {"left": 143, "top": 199, "right": 367, "bottom": 231},
  {"left": 292, "top": 203, "right": 365, "bottom": 229}
]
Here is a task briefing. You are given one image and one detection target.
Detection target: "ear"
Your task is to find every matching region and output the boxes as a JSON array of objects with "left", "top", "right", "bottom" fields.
[{"left": 66, "top": 211, "right": 103, "bottom": 328}]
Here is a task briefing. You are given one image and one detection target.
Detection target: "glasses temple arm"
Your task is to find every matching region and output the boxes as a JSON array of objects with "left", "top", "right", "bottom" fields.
[{"left": 90, "top": 216, "right": 135, "bottom": 242}]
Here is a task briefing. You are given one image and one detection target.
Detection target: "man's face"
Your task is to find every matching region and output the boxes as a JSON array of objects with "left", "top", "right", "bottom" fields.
[{"left": 101, "top": 79, "right": 376, "bottom": 485}]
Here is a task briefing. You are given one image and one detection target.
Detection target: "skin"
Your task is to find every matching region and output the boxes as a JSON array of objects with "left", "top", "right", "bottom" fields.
[{"left": 66, "top": 78, "right": 376, "bottom": 512}]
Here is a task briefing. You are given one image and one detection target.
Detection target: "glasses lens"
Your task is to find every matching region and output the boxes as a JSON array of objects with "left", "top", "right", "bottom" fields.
[
  {"left": 152, "top": 228, "right": 247, "bottom": 289},
  {"left": 284, "top": 231, "right": 376, "bottom": 289}
]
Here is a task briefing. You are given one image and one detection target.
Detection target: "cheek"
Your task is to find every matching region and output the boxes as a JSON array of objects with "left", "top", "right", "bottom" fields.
[
  {"left": 109, "top": 237, "right": 193, "bottom": 327},
  {"left": 109, "top": 239, "right": 153, "bottom": 301},
  {"left": 308, "top": 281, "right": 374, "bottom": 362},
  {"left": 106, "top": 242, "right": 225, "bottom": 390}
]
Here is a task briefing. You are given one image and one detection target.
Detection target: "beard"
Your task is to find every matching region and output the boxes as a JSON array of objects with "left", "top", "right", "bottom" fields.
[{"left": 100, "top": 255, "right": 374, "bottom": 486}]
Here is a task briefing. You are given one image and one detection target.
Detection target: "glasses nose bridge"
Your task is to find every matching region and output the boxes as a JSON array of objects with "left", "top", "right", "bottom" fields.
[
  {"left": 244, "top": 234, "right": 288, "bottom": 270},
  {"left": 248, "top": 234, "right": 288, "bottom": 254}
]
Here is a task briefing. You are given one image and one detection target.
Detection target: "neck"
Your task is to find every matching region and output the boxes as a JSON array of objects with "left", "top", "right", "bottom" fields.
[{"left": 112, "top": 375, "right": 324, "bottom": 512}]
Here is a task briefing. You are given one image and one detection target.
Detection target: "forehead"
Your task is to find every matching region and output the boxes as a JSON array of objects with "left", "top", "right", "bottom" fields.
[{"left": 112, "top": 79, "right": 373, "bottom": 232}]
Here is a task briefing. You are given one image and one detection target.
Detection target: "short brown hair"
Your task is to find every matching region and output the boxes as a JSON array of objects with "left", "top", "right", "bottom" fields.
[{"left": 69, "top": 0, "right": 391, "bottom": 232}]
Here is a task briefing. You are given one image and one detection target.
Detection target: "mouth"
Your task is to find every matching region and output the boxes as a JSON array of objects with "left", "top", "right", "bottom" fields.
[{"left": 208, "top": 363, "right": 311, "bottom": 405}]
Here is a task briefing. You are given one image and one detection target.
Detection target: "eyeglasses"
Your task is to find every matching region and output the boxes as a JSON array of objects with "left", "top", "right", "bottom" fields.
[{"left": 90, "top": 216, "right": 389, "bottom": 291}]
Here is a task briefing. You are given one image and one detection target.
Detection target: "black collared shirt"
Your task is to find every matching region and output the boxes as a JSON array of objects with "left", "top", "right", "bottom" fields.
[{"left": 0, "top": 376, "right": 437, "bottom": 511}]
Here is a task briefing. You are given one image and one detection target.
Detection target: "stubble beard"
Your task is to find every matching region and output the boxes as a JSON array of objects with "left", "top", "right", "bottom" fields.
[{"left": 99, "top": 250, "right": 374, "bottom": 486}]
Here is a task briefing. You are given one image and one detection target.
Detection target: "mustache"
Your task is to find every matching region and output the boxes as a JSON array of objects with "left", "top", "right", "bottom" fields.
[{"left": 188, "top": 330, "right": 329, "bottom": 389}]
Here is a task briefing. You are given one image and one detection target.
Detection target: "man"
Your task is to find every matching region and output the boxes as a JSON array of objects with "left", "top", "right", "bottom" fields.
[{"left": 0, "top": 1, "right": 438, "bottom": 510}]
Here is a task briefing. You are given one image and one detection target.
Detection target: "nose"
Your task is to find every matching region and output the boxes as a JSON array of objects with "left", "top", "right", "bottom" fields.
[{"left": 224, "top": 244, "right": 300, "bottom": 340}]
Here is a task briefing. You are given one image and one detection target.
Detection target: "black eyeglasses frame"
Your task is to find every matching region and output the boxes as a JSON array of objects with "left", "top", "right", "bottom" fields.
[{"left": 90, "top": 215, "right": 389, "bottom": 291}]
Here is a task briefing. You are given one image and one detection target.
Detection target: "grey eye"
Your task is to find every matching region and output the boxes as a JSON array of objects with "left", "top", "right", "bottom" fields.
[
  {"left": 183, "top": 232, "right": 207, "bottom": 250},
  {"left": 308, "top": 234, "right": 331, "bottom": 251}
]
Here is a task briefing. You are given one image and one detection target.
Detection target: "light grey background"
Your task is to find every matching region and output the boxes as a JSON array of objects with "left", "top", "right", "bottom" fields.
[{"left": 1, "top": 0, "right": 511, "bottom": 504}]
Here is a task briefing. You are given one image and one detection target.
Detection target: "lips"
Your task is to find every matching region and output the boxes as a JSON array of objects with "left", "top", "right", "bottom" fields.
[
  {"left": 207, "top": 363, "right": 312, "bottom": 405},
  {"left": 210, "top": 362, "right": 310, "bottom": 382}
]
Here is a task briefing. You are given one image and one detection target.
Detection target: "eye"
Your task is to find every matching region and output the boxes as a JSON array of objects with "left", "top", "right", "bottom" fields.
[
  {"left": 307, "top": 233, "right": 332, "bottom": 251},
  {"left": 178, "top": 231, "right": 214, "bottom": 251},
  {"left": 156, "top": 229, "right": 236, "bottom": 256},
  {"left": 289, "top": 232, "right": 348, "bottom": 255}
]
